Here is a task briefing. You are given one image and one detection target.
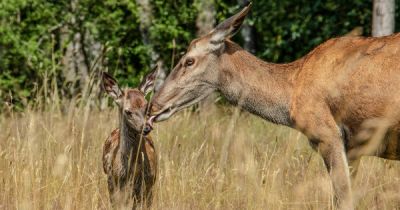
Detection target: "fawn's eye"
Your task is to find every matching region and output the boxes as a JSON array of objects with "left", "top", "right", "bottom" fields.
[{"left": 185, "top": 58, "right": 195, "bottom": 67}]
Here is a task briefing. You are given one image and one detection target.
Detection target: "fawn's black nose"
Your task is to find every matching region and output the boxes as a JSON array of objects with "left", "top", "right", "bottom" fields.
[{"left": 143, "top": 124, "right": 152, "bottom": 135}]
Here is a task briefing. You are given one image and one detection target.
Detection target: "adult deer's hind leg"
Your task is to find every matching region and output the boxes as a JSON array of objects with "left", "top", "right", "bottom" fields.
[
  {"left": 380, "top": 130, "right": 400, "bottom": 160},
  {"left": 318, "top": 137, "right": 353, "bottom": 210},
  {"left": 293, "top": 105, "right": 354, "bottom": 210}
]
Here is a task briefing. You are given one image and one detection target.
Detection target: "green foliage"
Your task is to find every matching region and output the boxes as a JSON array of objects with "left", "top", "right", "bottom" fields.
[
  {"left": 0, "top": 0, "right": 398, "bottom": 109},
  {"left": 150, "top": 0, "right": 198, "bottom": 67},
  {"left": 248, "top": 0, "right": 372, "bottom": 62}
]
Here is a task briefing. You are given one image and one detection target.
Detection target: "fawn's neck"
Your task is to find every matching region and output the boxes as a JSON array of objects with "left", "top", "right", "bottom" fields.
[
  {"left": 119, "top": 115, "right": 143, "bottom": 157},
  {"left": 217, "top": 41, "right": 303, "bottom": 126}
]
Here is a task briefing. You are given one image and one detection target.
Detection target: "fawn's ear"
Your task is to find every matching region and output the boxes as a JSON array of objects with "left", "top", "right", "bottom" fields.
[
  {"left": 139, "top": 65, "right": 158, "bottom": 95},
  {"left": 102, "top": 72, "right": 123, "bottom": 101},
  {"left": 209, "top": 2, "right": 252, "bottom": 51}
]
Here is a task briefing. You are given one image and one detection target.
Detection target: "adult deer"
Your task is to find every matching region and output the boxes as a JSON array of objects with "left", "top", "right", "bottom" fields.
[
  {"left": 148, "top": 2, "right": 400, "bottom": 210},
  {"left": 102, "top": 69, "right": 157, "bottom": 209}
]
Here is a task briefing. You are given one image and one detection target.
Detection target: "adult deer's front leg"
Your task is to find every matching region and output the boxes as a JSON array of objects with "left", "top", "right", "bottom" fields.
[{"left": 293, "top": 106, "right": 354, "bottom": 210}]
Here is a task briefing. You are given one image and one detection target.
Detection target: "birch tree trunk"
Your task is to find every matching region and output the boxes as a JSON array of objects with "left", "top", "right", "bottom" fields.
[
  {"left": 195, "top": 0, "right": 217, "bottom": 106},
  {"left": 136, "top": 0, "right": 166, "bottom": 91},
  {"left": 61, "top": 0, "right": 89, "bottom": 97},
  {"left": 372, "top": 0, "right": 395, "bottom": 37},
  {"left": 195, "top": 0, "right": 215, "bottom": 36}
]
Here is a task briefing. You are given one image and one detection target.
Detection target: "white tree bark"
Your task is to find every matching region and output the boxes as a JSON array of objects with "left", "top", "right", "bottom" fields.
[
  {"left": 195, "top": 0, "right": 217, "bottom": 106},
  {"left": 372, "top": 0, "right": 395, "bottom": 37},
  {"left": 61, "top": 0, "right": 90, "bottom": 95},
  {"left": 196, "top": 0, "right": 216, "bottom": 36}
]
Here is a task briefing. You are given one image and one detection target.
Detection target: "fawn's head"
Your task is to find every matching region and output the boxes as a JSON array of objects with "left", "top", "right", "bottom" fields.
[
  {"left": 102, "top": 67, "right": 158, "bottom": 135},
  {"left": 149, "top": 3, "right": 252, "bottom": 123}
]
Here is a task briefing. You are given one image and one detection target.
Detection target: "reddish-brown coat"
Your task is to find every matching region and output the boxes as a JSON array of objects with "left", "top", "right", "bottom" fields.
[{"left": 149, "top": 3, "right": 400, "bottom": 209}]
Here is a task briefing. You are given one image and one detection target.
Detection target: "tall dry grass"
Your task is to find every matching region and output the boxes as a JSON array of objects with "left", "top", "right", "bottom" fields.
[{"left": 0, "top": 104, "right": 399, "bottom": 210}]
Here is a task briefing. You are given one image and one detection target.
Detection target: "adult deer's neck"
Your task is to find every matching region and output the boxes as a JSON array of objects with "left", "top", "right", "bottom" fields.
[{"left": 217, "top": 41, "right": 302, "bottom": 126}]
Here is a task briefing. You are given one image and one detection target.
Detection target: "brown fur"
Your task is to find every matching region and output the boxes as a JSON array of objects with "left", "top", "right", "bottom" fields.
[
  {"left": 102, "top": 71, "right": 158, "bottom": 209},
  {"left": 103, "top": 127, "right": 157, "bottom": 209},
  {"left": 149, "top": 3, "right": 400, "bottom": 210}
]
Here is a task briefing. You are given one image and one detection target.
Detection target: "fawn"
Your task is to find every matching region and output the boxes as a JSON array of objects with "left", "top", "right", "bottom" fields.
[{"left": 102, "top": 68, "right": 158, "bottom": 209}]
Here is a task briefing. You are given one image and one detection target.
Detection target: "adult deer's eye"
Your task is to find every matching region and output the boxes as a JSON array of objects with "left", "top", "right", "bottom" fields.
[{"left": 185, "top": 58, "right": 195, "bottom": 67}]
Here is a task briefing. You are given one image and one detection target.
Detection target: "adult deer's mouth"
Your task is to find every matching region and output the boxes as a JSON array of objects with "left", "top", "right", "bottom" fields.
[
  {"left": 146, "top": 95, "right": 199, "bottom": 131},
  {"left": 146, "top": 106, "right": 177, "bottom": 129}
]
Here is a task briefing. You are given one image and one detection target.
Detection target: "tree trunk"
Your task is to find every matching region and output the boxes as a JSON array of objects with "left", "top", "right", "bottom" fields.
[
  {"left": 61, "top": 0, "right": 90, "bottom": 97},
  {"left": 73, "top": 32, "right": 89, "bottom": 88},
  {"left": 136, "top": 0, "right": 166, "bottom": 91},
  {"left": 60, "top": 25, "right": 77, "bottom": 97},
  {"left": 195, "top": 0, "right": 216, "bottom": 36},
  {"left": 195, "top": 0, "right": 217, "bottom": 107},
  {"left": 372, "top": 0, "right": 395, "bottom": 37}
]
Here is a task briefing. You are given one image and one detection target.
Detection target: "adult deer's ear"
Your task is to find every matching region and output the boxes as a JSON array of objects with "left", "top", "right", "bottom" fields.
[
  {"left": 139, "top": 65, "right": 158, "bottom": 95},
  {"left": 209, "top": 2, "right": 252, "bottom": 50},
  {"left": 102, "top": 72, "right": 123, "bottom": 102}
]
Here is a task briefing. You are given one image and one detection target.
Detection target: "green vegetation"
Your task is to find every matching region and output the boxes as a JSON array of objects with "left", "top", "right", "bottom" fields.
[{"left": 0, "top": 0, "right": 399, "bottom": 109}]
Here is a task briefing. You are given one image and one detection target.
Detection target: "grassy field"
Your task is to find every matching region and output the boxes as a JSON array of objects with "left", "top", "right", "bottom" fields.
[{"left": 1, "top": 104, "right": 399, "bottom": 210}]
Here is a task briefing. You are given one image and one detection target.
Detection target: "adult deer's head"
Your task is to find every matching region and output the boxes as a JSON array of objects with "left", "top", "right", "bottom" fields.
[
  {"left": 102, "top": 67, "right": 157, "bottom": 135},
  {"left": 149, "top": 3, "right": 252, "bottom": 123}
]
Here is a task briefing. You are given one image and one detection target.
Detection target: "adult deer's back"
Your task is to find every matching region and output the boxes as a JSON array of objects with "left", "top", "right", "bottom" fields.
[{"left": 291, "top": 34, "right": 400, "bottom": 160}]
